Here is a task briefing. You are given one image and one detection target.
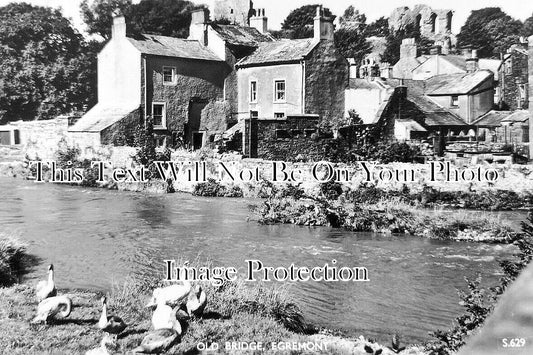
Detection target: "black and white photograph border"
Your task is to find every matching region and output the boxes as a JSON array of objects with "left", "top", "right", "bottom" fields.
[{"left": 1, "top": 0, "right": 533, "bottom": 354}]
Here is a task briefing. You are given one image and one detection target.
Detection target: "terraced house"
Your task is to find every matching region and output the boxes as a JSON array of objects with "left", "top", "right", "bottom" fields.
[{"left": 69, "top": 4, "right": 348, "bottom": 157}]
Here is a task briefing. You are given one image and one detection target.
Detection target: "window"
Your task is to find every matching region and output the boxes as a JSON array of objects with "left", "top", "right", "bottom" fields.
[
  {"left": 274, "top": 80, "right": 286, "bottom": 102},
  {"left": 250, "top": 81, "right": 257, "bottom": 102},
  {"left": 152, "top": 103, "right": 166, "bottom": 128},
  {"left": 451, "top": 95, "right": 459, "bottom": 107},
  {"left": 274, "top": 112, "right": 285, "bottom": 118},
  {"left": 506, "top": 61, "right": 512, "bottom": 75},
  {"left": 250, "top": 111, "right": 258, "bottom": 118},
  {"left": 519, "top": 84, "right": 526, "bottom": 102},
  {"left": 163, "top": 66, "right": 176, "bottom": 84}
]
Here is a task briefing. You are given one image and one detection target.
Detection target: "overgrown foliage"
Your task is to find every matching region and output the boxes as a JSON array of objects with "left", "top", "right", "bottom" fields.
[
  {"left": 457, "top": 7, "right": 523, "bottom": 58},
  {"left": 80, "top": 0, "right": 204, "bottom": 39},
  {"left": 280, "top": 4, "right": 334, "bottom": 39},
  {"left": 192, "top": 178, "right": 243, "bottom": 198},
  {"left": 0, "top": 3, "right": 98, "bottom": 122},
  {"left": 381, "top": 23, "right": 433, "bottom": 64}
]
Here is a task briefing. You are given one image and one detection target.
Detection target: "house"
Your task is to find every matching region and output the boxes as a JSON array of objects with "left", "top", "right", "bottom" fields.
[
  {"left": 69, "top": 6, "right": 274, "bottom": 150},
  {"left": 474, "top": 110, "right": 529, "bottom": 144},
  {"left": 69, "top": 15, "right": 232, "bottom": 149},
  {"left": 235, "top": 6, "right": 349, "bottom": 158},
  {"left": 498, "top": 40, "right": 529, "bottom": 110},
  {"left": 235, "top": 6, "right": 348, "bottom": 122}
]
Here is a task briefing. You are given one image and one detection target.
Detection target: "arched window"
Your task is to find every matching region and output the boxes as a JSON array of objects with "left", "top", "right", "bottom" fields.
[{"left": 430, "top": 13, "right": 437, "bottom": 33}]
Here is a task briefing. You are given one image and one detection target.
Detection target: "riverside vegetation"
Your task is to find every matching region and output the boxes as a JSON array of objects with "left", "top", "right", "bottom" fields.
[{"left": 0, "top": 250, "right": 427, "bottom": 354}]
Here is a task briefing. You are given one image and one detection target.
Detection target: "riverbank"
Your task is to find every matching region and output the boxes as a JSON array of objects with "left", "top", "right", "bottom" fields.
[{"left": 0, "top": 244, "right": 427, "bottom": 354}]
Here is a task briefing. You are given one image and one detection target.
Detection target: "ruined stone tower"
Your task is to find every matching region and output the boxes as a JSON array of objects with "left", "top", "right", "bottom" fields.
[{"left": 213, "top": 0, "right": 254, "bottom": 26}]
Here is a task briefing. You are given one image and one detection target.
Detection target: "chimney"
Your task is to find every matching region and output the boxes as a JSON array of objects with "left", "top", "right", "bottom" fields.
[
  {"left": 348, "top": 58, "right": 358, "bottom": 79},
  {"left": 520, "top": 36, "right": 529, "bottom": 50},
  {"left": 314, "top": 5, "right": 334, "bottom": 41},
  {"left": 189, "top": 8, "right": 210, "bottom": 46},
  {"left": 527, "top": 36, "right": 533, "bottom": 160},
  {"left": 250, "top": 8, "right": 268, "bottom": 34},
  {"left": 112, "top": 15, "right": 126, "bottom": 38},
  {"left": 400, "top": 38, "right": 417, "bottom": 59},
  {"left": 466, "top": 50, "right": 479, "bottom": 73}
]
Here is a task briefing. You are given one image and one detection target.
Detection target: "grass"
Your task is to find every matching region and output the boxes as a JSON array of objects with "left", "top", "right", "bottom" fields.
[{"left": 0, "top": 235, "right": 29, "bottom": 286}]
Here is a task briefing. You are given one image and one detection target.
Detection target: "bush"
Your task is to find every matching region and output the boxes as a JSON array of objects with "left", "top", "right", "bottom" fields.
[
  {"left": 192, "top": 178, "right": 225, "bottom": 197},
  {"left": 0, "top": 235, "right": 27, "bottom": 287}
]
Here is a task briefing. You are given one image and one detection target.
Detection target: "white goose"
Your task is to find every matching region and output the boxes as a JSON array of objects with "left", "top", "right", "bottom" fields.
[
  {"left": 36, "top": 264, "right": 57, "bottom": 302},
  {"left": 98, "top": 296, "right": 127, "bottom": 340},
  {"left": 31, "top": 295, "right": 72, "bottom": 324},
  {"left": 132, "top": 328, "right": 178, "bottom": 354},
  {"left": 151, "top": 302, "right": 182, "bottom": 335},
  {"left": 145, "top": 263, "right": 192, "bottom": 308},
  {"left": 185, "top": 284, "right": 207, "bottom": 317}
]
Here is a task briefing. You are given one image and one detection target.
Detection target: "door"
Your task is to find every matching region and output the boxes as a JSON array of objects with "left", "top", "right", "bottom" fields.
[{"left": 186, "top": 100, "right": 207, "bottom": 149}]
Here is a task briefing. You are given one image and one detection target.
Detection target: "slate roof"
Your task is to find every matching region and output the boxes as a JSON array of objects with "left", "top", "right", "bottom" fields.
[
  {"left": 385, "top": 79, "right": 467, "bottom": 126},
  {"left": 236, "top": 39, "right": 318, "bottom": 67},
  {"left": 502, "top": 110, "right": 530, "bottom": 123},
  {"left": 471, "top": 110, "right": 510, "bottom": 127},
  {"left": 425, "top": 70, "right": 493, "bottom": 95},
  {"left": 211, "top": 24, "right": 272, "bottom": 47},
  {"left": 127, "top": 34, "right": 222, "bottom": 61},
  {"left": 68, "top": 104, "right": 139, "bottom": 132}
]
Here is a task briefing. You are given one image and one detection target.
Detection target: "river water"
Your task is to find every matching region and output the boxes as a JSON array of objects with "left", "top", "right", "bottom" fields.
[{"left": 0, "top": 177, "right": 524, "bottom": 343}]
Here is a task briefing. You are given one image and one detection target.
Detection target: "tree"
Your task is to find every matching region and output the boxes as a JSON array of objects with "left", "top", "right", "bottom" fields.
[
  {"left": 523, "top": 13, "right": 533, "bottom": 37},
  {"left": 338, "top": 5, "right": 366, "bottom": 30},
  {"left": 381, "top": 23, "right": 432, "bottom": 65},
  {"left": 281, "top": 4, "right": 334, "bottom": 39},
  {"left": 457, "top": 7, "right": 523, "bottom": 58},
  {"left": 127, "top": 0, "right": 204, "bottom": 38},
  {"left": 80, "top": 0, "right": 132, "bottom": 40},
  {"left": 0, "top": 3, "right": 96, "bottom": 122},
  {"left": 365, "top": 17, "right": 389, "bottom": 37}
]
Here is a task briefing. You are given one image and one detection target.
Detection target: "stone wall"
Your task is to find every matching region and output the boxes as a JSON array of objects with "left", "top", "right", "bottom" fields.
[
  {"left": 304, "top": 40, "right": 349, "bottom": 129},
  {"left": 248, "top": 116, "right": 331, "bottom": 161},
  {"left": 213, "top": 0, "right": 253, "bottom": 25},
  {"left": 101, "top": 108, "right": 141, "bottom": 146},
  {"left": 145, "top": 55, "right": 230, "bottom": 146}
]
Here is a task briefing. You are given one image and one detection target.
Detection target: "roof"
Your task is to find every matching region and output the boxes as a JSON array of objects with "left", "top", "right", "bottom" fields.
[
  {"left": 381, "top": 79, "right": 467, "bottom": 126},
  {"left": 396, "top": 119, "right": 427, "bottom": 132},
  {"left": 68, "top": 104, "right": 139, "bottom": 132},
  {"left": 425, "top": 70, "right": 493, "bottom": 95},
  {"left": 471, "top": 110, "right": 511, "bottom": 127},
  {"left": 502, "top": 110, "right": 530, "bottom": 123},
  {"left": 127, "top": 34, "right": 222, "bottom": 61},
  {"left": 440, "top": 55, "right": 467, "bottom": 71},
  {"left": 210, "top": 24, "right": 272, "bottom": 47},
  {"left": 236, "top": 39, "right": 318, "bottom": 67}
]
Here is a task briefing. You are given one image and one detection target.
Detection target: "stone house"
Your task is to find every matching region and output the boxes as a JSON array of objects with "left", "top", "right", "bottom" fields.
[
  {"left": 235, "top": 6, "right": 349, "bottom": 158},
  {"left": 235, "top": 6, "right": 348, "bottom": 122},
  {"left": 69, "top": 7, "right": 273, "bottom": 150},
  {"left": 498, "top": 41, "right": 529, "bottom": 111},
  {"left": 69, "top": 16, "right": 232, "bottom": 149}
]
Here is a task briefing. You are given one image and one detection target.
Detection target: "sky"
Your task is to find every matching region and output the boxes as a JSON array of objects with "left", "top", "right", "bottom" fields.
[{"left": 0, "top": 0, "right": 532, "bottom": 36}]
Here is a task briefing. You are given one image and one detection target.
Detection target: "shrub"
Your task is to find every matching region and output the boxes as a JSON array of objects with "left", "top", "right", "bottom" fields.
[
  {"left": 319, "top": 181, "right": 344, "bottom": 200},
  {"left": 0, "top": 235, "right": 27, "bottom": 287},
  {"left": 192, "top": 178, "right": 225, "bottom": 197}
]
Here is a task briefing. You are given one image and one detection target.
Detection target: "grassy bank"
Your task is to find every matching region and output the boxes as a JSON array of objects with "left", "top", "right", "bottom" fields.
[
  {"left": 254, "top": 195, "right": 516, "bottom": 243},
  {"left": 0, "top": 252, "right": 426, "bottom": 354}
]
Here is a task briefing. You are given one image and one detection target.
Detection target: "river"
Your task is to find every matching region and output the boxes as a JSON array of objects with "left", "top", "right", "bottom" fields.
[{"left": 0, "top": 177, "right": 524, "bottom": 344}]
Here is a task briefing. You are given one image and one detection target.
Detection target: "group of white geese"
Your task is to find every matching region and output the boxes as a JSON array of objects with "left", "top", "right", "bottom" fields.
[{"left": 30, "top": 263, "right": 207, "bottom": 354}]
